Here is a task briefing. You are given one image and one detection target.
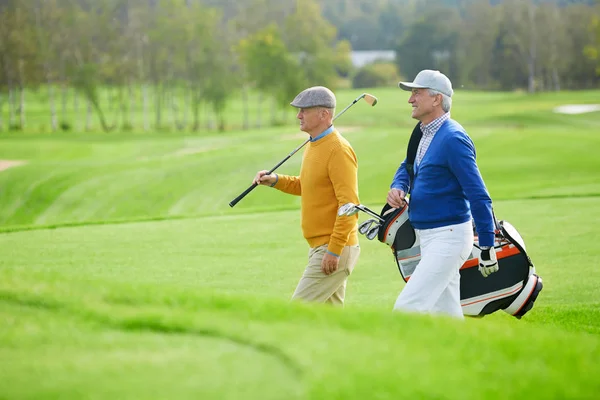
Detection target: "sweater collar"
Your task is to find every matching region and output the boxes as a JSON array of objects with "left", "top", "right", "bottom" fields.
[{"left": 309, "top": 125, "right": 335, "bottom": 142}]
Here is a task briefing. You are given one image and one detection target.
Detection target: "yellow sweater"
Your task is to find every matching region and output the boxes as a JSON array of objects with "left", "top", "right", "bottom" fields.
[{"left": 273, "top": 130, "right": 359, "bottom": 255}]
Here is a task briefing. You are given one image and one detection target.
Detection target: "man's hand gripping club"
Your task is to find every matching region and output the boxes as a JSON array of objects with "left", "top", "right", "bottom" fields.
[{"left": 253, "top": 170, "right": 277, "bottom": 186}]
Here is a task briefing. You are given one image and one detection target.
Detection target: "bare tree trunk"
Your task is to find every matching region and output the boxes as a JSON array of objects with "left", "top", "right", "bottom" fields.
[
  {"left": 48, "top": 83, "right": 57, "bottom": 131},
  {"left": 205, "top": 104, "right": 214, "bottom": 130},
  {"left": 18, "top": 59, "right": 25, "bottom": 129},
  {"left": 271, "top": 97, "right": 277, "bottom": 126},
  {"left": 74, "top": 87, "right": 79, "bottom": 114},
  {"left": 552, "top": 68, "right": 560, "bottom": 91},
  {"left": 527, "top": 4, "right": 536, "bottom": 93},
  {"left": 136, "top": 36, "right": 148, "bottom": 131},
  {"left": 107, "top": 86, "right": 119, "bottom": 129},
  {"left": 166, "top": 50, "right": 178, "bottom": 131},
  {"left": 8, "top": 87, "right": 15, "bottom": 128},
  {"left": 218, "top": 114, "right": 225, "bottom": 131},
  {"left": 19, "top": 85, "right": 25, "bottom": 130},
  {"left": 168, "top": 87, "right": 175, "bottom": 129},
  {"left": 119, "top": 86, "right": 126, "bottom": 129},
  {"left": 256, "top": 92, "right": 262, "bottom": 128},
  {"left": 192, "top": 90, "right": 201, "bottom": 131},
  {"left": 142, "top": 84, "right": 149, "bottom": 131},
  {"left": 34, "top": 3, "right": 54, "bottom": 131},
  {"left": 205, "top": 104, "right": 210, "bottom": 130},
  {"left": 128, "top": 83, "right": 135, "bottom": 128},
  {"left": 86, "top": 99, "right": 92, "bottom": 131},
  {"left": 92, "top": 90, "right": 112, "bottom": 132},
  {"left": 170, "top": 86, "right": 186, "bottom": 131},
  {"left": 60, "top": 57, "right": 68, "bottom": 128},
  {"left": 61, "top": 85, "right": 68, "bottom": 127},
  {"left": 183, "top": 86, "right": 189, "bottom": 130},
  {"left": 550, "top": 7, "right": 561, "bottom": 92},
  {"left": 169, "top": 86, "right": 185, "bottom": 131},
  {"left": 241, "top": 85, "right": 249, "bottom": 130},
  {"left": 155, "top": 83, "right": 162, "bottom": 129},
  {"left": 72, "top": 89, "right": 78, "bottom": 131}
]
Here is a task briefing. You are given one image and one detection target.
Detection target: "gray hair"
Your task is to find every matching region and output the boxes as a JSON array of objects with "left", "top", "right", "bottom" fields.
[
  {"left": 322, "top": 107, "right": 336, "bottom": 119},
  {"left": 428, "top": 89, "right": 452, "bottom": 112}
]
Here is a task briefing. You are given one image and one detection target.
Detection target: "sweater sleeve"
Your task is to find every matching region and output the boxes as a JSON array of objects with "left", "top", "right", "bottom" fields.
[
  {"left": 272, "top": 174, "right": 301, "bottom": 196},
  {"left": 446, "top": 134, "right": 495, "bottom": 247},
  {"left": 327, "top": 145, "right": 360, "bottom": 256},
  {"left": 390, "top": 158, "right": 410, "bottom": 193}
]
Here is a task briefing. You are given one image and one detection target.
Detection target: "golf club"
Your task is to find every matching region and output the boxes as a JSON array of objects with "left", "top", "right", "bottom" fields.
[
  {"left": 358, "top": 218, "right": 379, "bottom": 235},
  {"left": 338, "top": 202, "right": 384, "bottom": 222},
  {"left": 365, "top": 225, "right": 380, "bottom": 240},
  {"left": 229, "top": 93, "right": 378, "bottom": 208}
]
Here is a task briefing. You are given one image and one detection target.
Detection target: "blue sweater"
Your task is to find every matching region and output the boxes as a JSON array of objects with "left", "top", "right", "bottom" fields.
[{"left": 391, "top": 119, "right": 495, "bottom": 247}]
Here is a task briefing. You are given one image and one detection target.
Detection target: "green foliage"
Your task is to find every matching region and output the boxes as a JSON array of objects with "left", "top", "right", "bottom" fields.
[
  {"left": 238, "top": 24, "right": 304, "bottom": 110},
  {"left": 333, "top": 40, "right": 354, "bottom": 78},
  {"left": 396, "top": 5, "right": 461, "bottom": 84},
  {"left": 0, "top": 0, "right": 599, "bottom": 134},
  {"left": 584, "top": 9, "right": 600, "bottom": 75},
  {"left": 59, "top": 121, "right": 71, "bottom": 131},
  {"left": 284, "top": 0, "right": 339, "bottom": 88},
  {"left": 352, "top": 62, "right": 400, "bottom": 88},
  {"left": 70, "top": 63, "right": 111, "bottom": 132}
]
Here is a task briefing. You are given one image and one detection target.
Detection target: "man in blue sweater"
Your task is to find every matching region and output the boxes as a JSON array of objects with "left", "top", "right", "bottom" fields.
[{"left": 387, "top": 69, "right": 498, "bottom": 318}]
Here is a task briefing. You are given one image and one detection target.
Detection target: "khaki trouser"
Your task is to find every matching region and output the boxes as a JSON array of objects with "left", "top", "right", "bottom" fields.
[{"left": 291, "top": 244, "right": 361, "bottom": 306}]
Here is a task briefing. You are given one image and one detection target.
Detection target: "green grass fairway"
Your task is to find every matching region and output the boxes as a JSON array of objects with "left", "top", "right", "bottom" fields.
[{"left": 1, "top": 88, "right": 600, "bottom": 399}]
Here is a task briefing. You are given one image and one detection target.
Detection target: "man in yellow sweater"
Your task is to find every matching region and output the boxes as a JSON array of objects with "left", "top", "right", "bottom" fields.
[{"left": 253, "top": 86, "right": 361, "bottom": 305}]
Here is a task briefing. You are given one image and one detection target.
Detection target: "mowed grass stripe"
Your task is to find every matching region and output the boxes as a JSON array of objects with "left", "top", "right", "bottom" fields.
[
  {"left": 1, "top": 122, "right": 598, "bottom": 225},
  {"left": 1, "top": 197, "right": 598, "bottom": 328},
  {"left": 0, "top": 284, "right": 599, "bottom": 399}
]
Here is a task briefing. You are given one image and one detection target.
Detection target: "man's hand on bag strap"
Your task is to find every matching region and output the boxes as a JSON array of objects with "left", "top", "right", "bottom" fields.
[{"left": 478, "top": 246, "right": 499, "bottom": 278}]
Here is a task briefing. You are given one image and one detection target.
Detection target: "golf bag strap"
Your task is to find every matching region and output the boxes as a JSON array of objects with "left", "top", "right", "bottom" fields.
[{"left": 406, "top": 122, "right": 423, "bottom": 183}]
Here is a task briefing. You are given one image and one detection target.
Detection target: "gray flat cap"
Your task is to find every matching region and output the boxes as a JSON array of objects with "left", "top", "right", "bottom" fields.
[{"left": 290, "top": 86, "right": 336, "bottom": 108}]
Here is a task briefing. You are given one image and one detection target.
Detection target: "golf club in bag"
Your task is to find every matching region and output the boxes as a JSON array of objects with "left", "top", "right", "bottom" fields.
[
  {"left": 229, "top": 93, "right": 378, "bottom": 208},
  {"left": 338, "top": 201, "right": 543, "bottom": 318}
]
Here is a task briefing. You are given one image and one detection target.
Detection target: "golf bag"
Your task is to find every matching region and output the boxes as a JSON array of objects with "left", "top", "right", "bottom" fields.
[{"left": 376, "top": 202, "right": 543, "bottom": 318}]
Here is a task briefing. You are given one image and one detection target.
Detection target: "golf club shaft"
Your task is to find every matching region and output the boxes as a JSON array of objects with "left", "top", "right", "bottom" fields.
[
  {"left": 357, "top": 205, "right": 384, "bottom": 221},
  {"left": 228, "top": 138, "right": 310, "bottom": 207},
  {"left": 229, "top": 94, "right": 368, "bottom": 208}
]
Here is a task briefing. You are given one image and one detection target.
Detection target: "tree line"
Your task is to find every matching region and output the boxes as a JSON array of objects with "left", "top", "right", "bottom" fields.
[{"left": 0, "top": 0, "right": 598, "bottom": 133}]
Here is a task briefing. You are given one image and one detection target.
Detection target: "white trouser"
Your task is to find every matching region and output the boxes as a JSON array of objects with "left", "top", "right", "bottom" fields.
[{"left": 393, "top": 221, "right": 473, "bottom": 319}]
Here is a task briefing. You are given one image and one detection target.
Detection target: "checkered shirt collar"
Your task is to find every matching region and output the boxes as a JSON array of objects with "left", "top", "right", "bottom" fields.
[{"left": 420, "top": 112, "right": 450, "bottom": 137}]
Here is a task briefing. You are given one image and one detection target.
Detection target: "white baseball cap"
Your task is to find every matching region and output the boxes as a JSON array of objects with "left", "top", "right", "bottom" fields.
[{"left": 398, "top": 69, "right": 454, "bottom": 97}]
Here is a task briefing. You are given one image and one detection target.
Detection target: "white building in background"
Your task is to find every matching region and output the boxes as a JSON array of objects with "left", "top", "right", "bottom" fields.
[{"left": 350, "top": 50, "right": 396, "bottom": 68}]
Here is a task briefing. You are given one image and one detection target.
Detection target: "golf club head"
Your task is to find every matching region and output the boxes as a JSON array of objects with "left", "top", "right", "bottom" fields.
[
  {"left": 359, "top": 218, "right": 378, "bottom": 235},
  {"left": 366, "top": 225, "right": 380, "bottom": 240},
  {"left": 363, "top": 93, "right": 378, "bottom": 107},
  {"left": 338, "top": 203, "right": 359, "bottom": 217}
]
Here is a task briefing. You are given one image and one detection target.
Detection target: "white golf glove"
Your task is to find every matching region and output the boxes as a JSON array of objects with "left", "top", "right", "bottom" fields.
[{"left": 478, "top": 246, "right": 499, "bottom": 278}]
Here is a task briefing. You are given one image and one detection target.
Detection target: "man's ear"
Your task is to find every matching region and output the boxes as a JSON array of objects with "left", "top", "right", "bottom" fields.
[{"left": 320, "top": 108, "right": 328, "bottom": 120}]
